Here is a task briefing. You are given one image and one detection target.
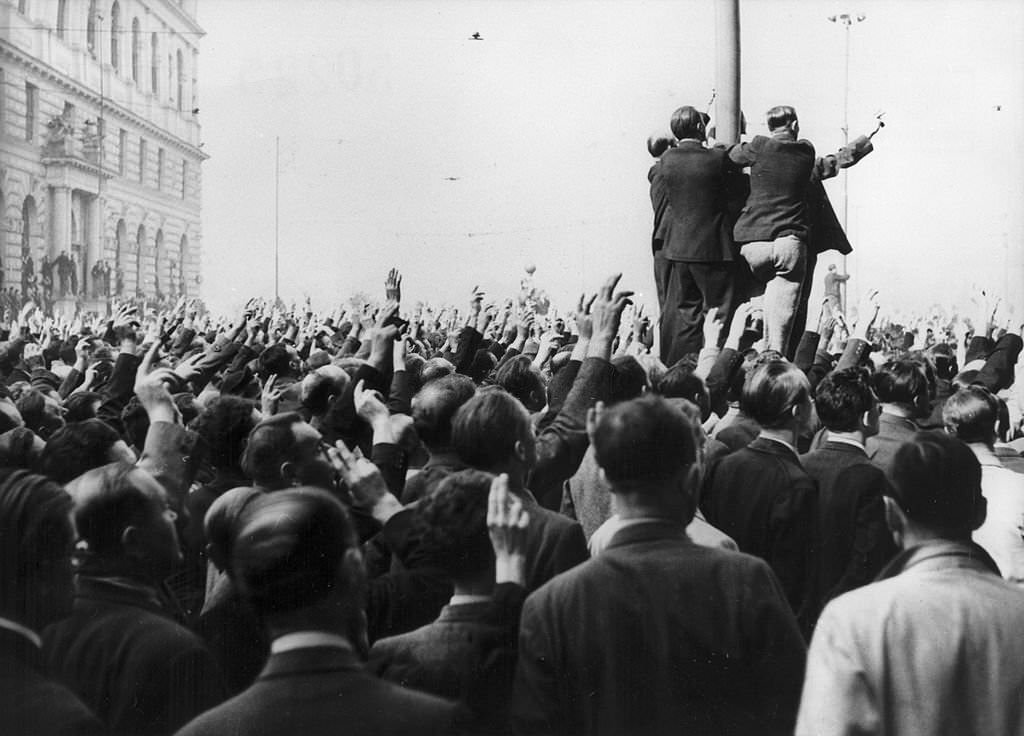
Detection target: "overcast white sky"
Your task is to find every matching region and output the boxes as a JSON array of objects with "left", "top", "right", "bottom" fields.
[{"left": 195, "top": 0, "right": 1024, "bottom": 318}]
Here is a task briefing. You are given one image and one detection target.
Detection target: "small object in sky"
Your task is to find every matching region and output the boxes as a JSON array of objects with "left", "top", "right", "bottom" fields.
[
  {"left": 444, "top": 176, "right": 460, "bottom": 181},
  {"left": 191, "top": 107, "right": 199, "bottom": 115},
  {"left": 470, "top": 32, "right": 483, "bottom": 40},
  {"left": 994, "top": 105, "right": 1002, "bottom": 111}
]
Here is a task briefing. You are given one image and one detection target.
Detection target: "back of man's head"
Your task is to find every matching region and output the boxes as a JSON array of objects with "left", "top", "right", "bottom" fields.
[
  {"left": 874, "top": 360, "right": 929, "bottom": 413},
  {"left": 241, "top": 412, "right": 305, "bottom": 486},
  {"left": 413, "top": 374, "right": 477, "bottom": 451},
  {"left": 231, "top": 487, "right": 363, "bottom": 617},
  {"left": 417, "top": 469, "right": 495, "bottom": 582},
  {"left": 420, "top": 357, "right": 455, "bottom": 385},
  {"left": 452, "top": 390, "right": 531, "bottom": 472},
  {"left": 815, "top": 367, "right": 876, "bottom": 432},
  {"left": 657, "top": 360, "right": 710, "bottom": 421},
  {"left": 741, "top": 360, "right": 811, "bottom": 429},
  {"left": 669, "top": 106, "right": 706, "bottom": 141},
  {"left": 943, "top": 386, "right": 999, "bottom": 445},
  {"left": 609, "top": 356, "right": 648, "bottom": 404},
  {"left": 193, "top": 395, "right": 258, "bottom": 473},
  {"left": 766, "top": 105, "right": 798, "bottom": 132},
  {"left": 0, "top": 468, "right": 75, "bottom": 629},
  {"left": 494, "top": 356, "right": 545, "bottom": 413},
  {"left": 593, "top": 395, "right": 698, "bottom": 496},
  {"left": 204, "top": 485, "right": 263, "bottom": 575},
  {"left": 647, "top": 132, "right": 675, "bottom": 158},
  {"left": 887, "top": 432, "right": 984, "bottom": 539},
  {"left": 38, "top": 418, "right": 131, "bottom": 485}
]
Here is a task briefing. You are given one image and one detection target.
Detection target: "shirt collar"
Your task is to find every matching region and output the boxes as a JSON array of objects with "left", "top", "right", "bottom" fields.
[
  {"left": 270, "top": 631, "right": 353, "bottom": 655},
  {"left": 827, "top": 436, "right": 866, "bottom": 452},
  {"left": 971, "top": 444, "right": 1004, "bottom": 468},
  {"left": 449, "top": 593, "right": 491, "bottom": 606},
  {"left": 758, "top": 435, "right": 798, "bottom": 457},
  {"left": 0, "top": 616, "right": 41, "bottom": 649}
]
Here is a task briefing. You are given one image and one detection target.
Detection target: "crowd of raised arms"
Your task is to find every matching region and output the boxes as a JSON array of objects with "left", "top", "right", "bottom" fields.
[{"left": 1, "top": 264, "right": 1023, "bottom": 736}]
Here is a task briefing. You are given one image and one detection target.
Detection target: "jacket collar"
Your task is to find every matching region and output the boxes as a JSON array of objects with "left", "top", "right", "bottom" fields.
[
  {"left": 821, "top": 439, "right": 868, "bottom": 456},
  {"left": 875, "top": 539, "right": 1001, "bottom": 581},
  {"left": 74, "top": 571, "right": 173, "bottom": 618},
  {"left": 879, "top": 412, "right": 918, "bottom": 432},
  {"left": 606, "top": 518, "right": 691, "bottom": 552},
  {"left": 260, "top": 645, "right": 364, "bottom": 680},
  {"left": 423, "top": 450, "right": 465, "bottom": 472},
  {"left": 437, "top": 600, "right": 493, "bottom": 624},
  {"left": 747, "top": 436, "right": 800, "bottom": 460}
]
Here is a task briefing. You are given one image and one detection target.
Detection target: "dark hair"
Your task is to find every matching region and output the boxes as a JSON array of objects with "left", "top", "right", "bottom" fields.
[
  {"left": 37, "top": 419, "right": 124, "bottom": 485},
  {"left": 417, "top": 469, "right": 495, "bottom": 579},
  {"left": 493, "top": 356, "right": 545, "bottom": 412},
  {"left": 0, "top": 469, "right": 74, "bottom": 625},
  {"left": 669, "top": 105, "right": 706, "bottom": 141},
  {"left": 741, "top": 360, "right": 810, "bottom": 429},
  {"left": 193, "top": 395, "right": 258, "bottom": 472},
  {"left": 412, "top": 374, "right": 476, "bottom": 450},
  {"left": 232, "top": 487, "right": 361, "bottom": 615},
  {"left": 593, "top": 395, "right": 697, "bottom": 490},
  {"left": 874, "top": 360, "right": 929, "bottom": 410},
  {"left": 609, "top": 355, "right": 648, "bottom": 404},
  {"left": 887, "top": 432, "right": 983, "bottom": 537},
  {"left": 942, "top": 386, "right": 999, "bottom": 445},
  {"left": 62, "top": 392, "right": 102, "bottom": 423},
  {"left": 15, "top": 388, "right": 59, "bottom": 439},
  {"left": 815, "top": 367, "right": 876, "bottom": 432},
  {"left": 204, "top": 486, "right": 263, "bottom": 575},
  {"left": 240, "top": 412, "right": 305, "bottom": 486},
  {"left": 66, "top": 462, "right": 154, "bottom": 556},
  {"left": 258, "top": 344, "right": 293, "bottom": 378},
  {"left": 647, "top": 134, "right": 674, "bottom": 158},
  {"left": 657, "top": 360, "right": 710, "bottom": 421},
  {"left": 766, "top": 105, "right": 798, "bottom": 131},
  {"left": 453, "top": 391, "right": 531, "bottom": 471},
  {"left": 467, "top": 349, "right": 498, "bottom": 385}
]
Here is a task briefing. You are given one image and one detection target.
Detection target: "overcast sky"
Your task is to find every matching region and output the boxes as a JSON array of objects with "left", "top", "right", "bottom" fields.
[{"left": 195, "top": 0, "right": 1024, "bottom": 318}]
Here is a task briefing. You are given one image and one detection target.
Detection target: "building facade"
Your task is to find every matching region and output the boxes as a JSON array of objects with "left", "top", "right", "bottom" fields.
[{"left": 0, "top": 0, "right": 204, "bottom": 308}]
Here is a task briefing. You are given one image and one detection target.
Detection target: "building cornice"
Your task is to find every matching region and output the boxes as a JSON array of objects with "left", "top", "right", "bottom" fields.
[
  {"left": 0, "top": 41, "right": 209, "bottom": 162},
  {"left": 41, "top": 155, "right": 116, "bottom": 181},
  {"left": 154, "top": 0, "right": 206, "bottom": 38}
]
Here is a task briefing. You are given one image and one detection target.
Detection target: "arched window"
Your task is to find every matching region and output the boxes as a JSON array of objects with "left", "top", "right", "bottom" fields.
[
  {"left": 21, "top": 196, "right": 37, "bottom": 257},
  {"left": 56, "top": 0, "right": 68, "bottom": 39},
  {"left": 176, "top": 50, "right": 184, "bottom": 111},
  {"left": 131, "top": 18, "right": 141, "bottom": 83},
  {"left": 110, "top": 2, "right": 121, "bottom": 71},
  {"left": 87, "top": 0, "right": 98, "bottom": 56},
  {"left": 150, "top": 33, "right": 159, "bottom": 96}
]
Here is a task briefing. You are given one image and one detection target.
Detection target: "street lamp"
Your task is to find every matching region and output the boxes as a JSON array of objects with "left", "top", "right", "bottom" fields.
[{"left": 828, "top": 12, "right": 866, "bottom": 313}]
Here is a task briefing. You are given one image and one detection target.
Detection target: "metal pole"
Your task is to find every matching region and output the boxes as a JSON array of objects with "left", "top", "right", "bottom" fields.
[
  {"left": 274, "top": 136, "right": 280, "bottom": 303},
  {"left": 840, "top": 20, "right": 849, "bottom": 313},
  {"left": 714, "top": 0, "right": 741, "bottom": 145}
]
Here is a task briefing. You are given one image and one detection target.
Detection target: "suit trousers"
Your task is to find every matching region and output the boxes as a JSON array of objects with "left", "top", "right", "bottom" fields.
[
  {"left": 654, "top": 254, "right": 735, "bottom": 365},
  {"left": 739, "top": 235, "right": 807, "bottom": 358}
]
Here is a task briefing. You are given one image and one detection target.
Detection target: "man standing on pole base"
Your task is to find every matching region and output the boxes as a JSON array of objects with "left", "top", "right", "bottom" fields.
[
  {"left": 729, "top": 105, "right": 873, "bottom": 357},
  {"left": 650, "top": 106, "right": 739, "bottom": 365}
]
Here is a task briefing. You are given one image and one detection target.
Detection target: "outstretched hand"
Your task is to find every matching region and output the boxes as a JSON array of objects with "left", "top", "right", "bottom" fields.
[
  {"left": 488, "top": 473, "right": 530, "bottom": 586},
  {"left": 385, "top": 268, "right": 402, "bottom": 302},
  {"left": 330, "top": 440, "right": 403, "bottom": 523}
]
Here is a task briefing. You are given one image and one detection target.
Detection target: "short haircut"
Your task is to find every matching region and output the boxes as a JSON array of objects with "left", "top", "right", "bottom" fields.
[
  {"left": 815, "top": 367, "right": 876, "bottom": 432},
  {"left": 657, "top": 360, "right": 710, "bottom": 421},
  {"left": 943, "top": 386, "right": 999, "bottom": 445},
  {"left": 609, "top": 356, "right": 648, "bottom": 404},
  {"left": 65, "top": 463, "right": 156, "bottom": 557},
  {"left": 412, "top": 374, "right": 477, "bottom": 449},
  {"left": 258, "top": 344, "right": 293, "bottom": 378},
  {"left": 887, "top": 432, "right": 983, "bottom": 537},
  {"left": 669, "top": 106, "right": 706, "bottom": 141},
  {"left": 416, "top": 469, "right": 495, "bottom": 579},
  {"left": 493, "top": 356, "right": 544, "bottom": 412},
  {"left": 0, "top": 469, "right": 74, "bottom": 623},
  {"left": 873, "top": 360, "right": 929, "bottom": 407},
  {"left": 231, "top": 487, "right": 361, "bottom": 615},
  {"left": 766, "top": 105, "right": 798, "bottom": 131},
  {"left": 240, "top": 412, "right": 305, "bottom": 485},
  {"left": 62, "top": 392, "right": 102, "bottom": 423},
  {"left": 593, "top": 394, "right": 697, "bottom": 490},
  {"left": 37, "top": 419, "right": 123, "bottom": 485},
  {"left": 452, "top": 390, "right": 531, "bottom": 471},
  {"left": 741, "top": 360, "right": 810, "bottom": 429},
  {"left": 420, "top": 357, "right": 455, "bottom": 385},
  {"left": 647, "top": 134, "right": 675, "bottom": 158},
  {"left": 193, "top": 395, "right": 258, "bottom": 472},
  {"left": 204, "top": 486, "right": 263, "bottom": 575},
  {"left": 467, "top": 349, "right": 498, "bottom": 385}
]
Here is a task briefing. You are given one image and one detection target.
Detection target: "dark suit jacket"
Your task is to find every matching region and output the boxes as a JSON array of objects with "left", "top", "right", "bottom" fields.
[
  {"left": 865, "top": 412, "right": 920, "bottom": 476},
  {"left": 518, "top": 489, "right": 589, "bottom": 592},
  {"left": 511, "top": 521, "right": 805, "bottom": 736},
  {"left": 174, "top": 645, "right": 461, "bottom": 736},
  {"left": 0, "top": 628, "right": 103, "bottom": 736},
  {"left": 700, "top": 437, "right": 817, "bottom": 620},
  {"left": 43, "top": 575, "right": 227, "bottom": 736},
  {"left": 729, "top": 135, "right": 816, "bottom": 244},
  {"left": 801, "top": 441, "right": 897, "bottom": 618},
  {"left": 651, "top": 141, "right": 735, "bottom": 262}
]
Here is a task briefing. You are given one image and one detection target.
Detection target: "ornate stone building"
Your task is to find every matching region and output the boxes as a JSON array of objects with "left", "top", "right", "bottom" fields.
[{"left": 0, "top": 0, "right": 204, "bottom": 307}]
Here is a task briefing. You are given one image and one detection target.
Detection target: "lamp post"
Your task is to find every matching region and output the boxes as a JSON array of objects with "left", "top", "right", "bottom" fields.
[{"left": 828, "top": 12, "right": 865, "bottom": 313}]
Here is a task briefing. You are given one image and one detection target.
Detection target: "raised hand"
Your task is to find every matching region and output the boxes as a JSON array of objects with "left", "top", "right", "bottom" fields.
[
  {"left": 134, "top": 368, "right": 181, "bottom": 425},
  {"left": 589, "top": 273, "right": 634, "bottom": 354},
  {"left": 329, "top": 440, "right": 403, "bottom": 523},
  {"left": 353, "top": 379, "right": 389, "bottom": 428},
  {"left": 575, "top": 293, "right": 597, "bottom": 342},
  {"left": 260, "top": 374, "right": 284, "bottom": 416},
  {"left": 488, "top": 473, "right": 530, "bottom": 586},
  {"left": 385, "top": 268, "right": 403, "bottom": 302},
  {"left": 853, "top": 289, "right": 880, "bottom": 340},
  {"left": 702, "top": 306, "right": 723, "bottom": 350},
  {"left": 724, "top": 302, "right": 753, "bottom": 350}
]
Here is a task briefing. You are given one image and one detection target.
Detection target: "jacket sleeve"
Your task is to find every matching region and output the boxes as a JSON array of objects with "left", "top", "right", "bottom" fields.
[
  {"left": 97, "top": 351, "right": 141, "bottom": 429},
  {"left": 973, "top": 333, "right": 1022, "bottom": 393},
  {"left": 511, "top": 593, "right": 568, "bottom": 736}
]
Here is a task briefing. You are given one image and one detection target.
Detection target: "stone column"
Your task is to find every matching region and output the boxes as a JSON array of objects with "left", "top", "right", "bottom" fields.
[
  {"left": 50, "top": 185, "right": 71, "bottom": 259},
  {"left": 87, "top": 195, "right": 104, "bottom": 298}
]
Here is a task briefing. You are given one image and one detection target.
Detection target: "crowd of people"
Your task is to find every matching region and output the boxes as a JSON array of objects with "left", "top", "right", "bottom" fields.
[{"left": 0, "top": 252, "right": 1021, "bottom": 735}]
